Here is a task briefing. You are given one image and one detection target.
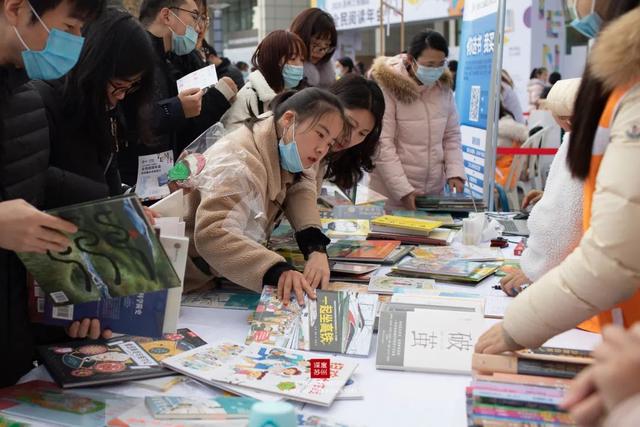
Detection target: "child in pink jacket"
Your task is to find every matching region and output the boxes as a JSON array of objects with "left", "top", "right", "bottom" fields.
[{"left": 369, "top": 30, "right": 465, "bottom": 210}]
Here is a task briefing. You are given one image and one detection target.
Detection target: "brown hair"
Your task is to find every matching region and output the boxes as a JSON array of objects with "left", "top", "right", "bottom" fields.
[
  {"left": 290, "top": 8, "right": 337, "bottom": 65},
  {"left": 251, "top": 30, "right": 307, "bottom": 94}
]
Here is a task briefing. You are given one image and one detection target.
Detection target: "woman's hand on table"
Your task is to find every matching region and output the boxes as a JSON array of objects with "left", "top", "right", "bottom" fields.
[
  {"left": 277, "top": 270, "right": 317, "bottom": 307},
  {"left": 66, "top": 318, "right": 112, "bottom": 340},
  {"left": 474, "top": 322, "right": 523, "bottom": 354},
  {"left": 500, "top": 270, "right": 531, "bottom": 296},
  {"left": 447, "top": 177, "right": 465, "bottom": 193},
  {"left": 303, "top": 251, "right": 330, "bottom": 290}
]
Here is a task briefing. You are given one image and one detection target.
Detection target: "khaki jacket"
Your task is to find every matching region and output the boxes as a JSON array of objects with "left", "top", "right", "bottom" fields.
[
  {"left": 504, "top": 9, "right": 640, "bottom": 347},
  {"left": 184, "top": 114, "right": 321, "bottom": 293}
]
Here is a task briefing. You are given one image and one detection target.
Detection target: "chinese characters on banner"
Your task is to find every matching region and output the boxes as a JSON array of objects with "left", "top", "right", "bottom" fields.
[
  {"left": 455, "top": 0, "right": 500, "bottom": 200},
  {"left": 318, "top": 0, "right": 464, "bottom": 31}
]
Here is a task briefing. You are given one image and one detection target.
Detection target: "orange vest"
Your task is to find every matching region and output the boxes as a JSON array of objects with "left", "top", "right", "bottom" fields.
[{"left": 578, "top": 80, "right": 640, "bottom": 332}]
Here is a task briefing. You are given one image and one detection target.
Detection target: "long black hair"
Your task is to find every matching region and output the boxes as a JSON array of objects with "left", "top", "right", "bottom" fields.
[
  {"left": 62, "top": 8, "right": 155, "bottom": 153},
  {"left": 567, "top": 1, "right": 640, "bottom": 179},
  {"left": 324, "top": 75, "right": 385, "bottom": 190}
]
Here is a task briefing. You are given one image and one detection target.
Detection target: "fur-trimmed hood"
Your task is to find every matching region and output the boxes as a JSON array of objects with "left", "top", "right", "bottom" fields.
[
  {"left": 590, "top": 7, "right": 640, "bottom": 91},
  {"left": 370, "top": 54, "right": 453, "bottom": 104}
]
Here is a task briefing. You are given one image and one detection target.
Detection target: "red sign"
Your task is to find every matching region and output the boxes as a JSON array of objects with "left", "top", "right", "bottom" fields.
[{"left": 310, "top": 358, "right": 331, "bottom": 379}]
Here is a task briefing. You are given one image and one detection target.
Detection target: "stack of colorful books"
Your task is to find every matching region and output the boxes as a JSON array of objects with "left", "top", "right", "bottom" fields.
[{"left": 467, "top": 347, "right": 594, "bottom": 426}]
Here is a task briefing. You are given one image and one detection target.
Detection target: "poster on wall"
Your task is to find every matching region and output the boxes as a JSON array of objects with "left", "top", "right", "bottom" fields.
[
  {"left": 454, "top": 0, "right": 500, "bottom": 201},
  {"left": 314, "top": 0, "right": 464, "bottom": 31}
]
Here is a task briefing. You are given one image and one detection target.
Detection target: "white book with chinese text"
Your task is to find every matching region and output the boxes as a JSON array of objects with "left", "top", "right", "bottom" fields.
[{"left": 376, "top": 301, "right": 483, "bottom": 374}]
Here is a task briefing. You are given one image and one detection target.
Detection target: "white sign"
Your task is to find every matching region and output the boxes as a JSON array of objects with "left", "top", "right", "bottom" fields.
[{"left": 176, "top": 64, "right": 218, "bottom": 93}]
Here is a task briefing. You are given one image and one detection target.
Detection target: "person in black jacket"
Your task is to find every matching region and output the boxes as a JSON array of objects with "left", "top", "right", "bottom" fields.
[
  {"left": 38, "top": 9, "right": 155, "bottom": 209},
  {"left": 0, "top": 0, "right": 107, "bottom": 387},
  {"left": 118, "top": 0, "right": 237, "bottom": 187}
]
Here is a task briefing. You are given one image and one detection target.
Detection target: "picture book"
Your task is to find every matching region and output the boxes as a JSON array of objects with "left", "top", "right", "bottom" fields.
[
  {"left": 370, "top": 215, "right": 442, "bottom": 236},
  {"left": 329, "top": 272, "right": 373, "bottom": 284},
  {"left": 330, "top": 262, "right": 380, "bottom": 275},
  {"left": 332, "top": 205, "right": 385, "bottom": 220},
  {"left": 181, "top": 288, "right": 261, "bottom": 310},
  {"left": 495, "top": 259, "right": 522, "bottom": 277},
  {"left": 367, "top": 276, "right": 436, "bottom": 295},
  {"left": 18, "top": 194, "right": 181, "bottom": 305},
  {"left": 246, "top": 286, "right": 378, "bottom": 356},
  {"left": 327, "top": 240, "right": 401, "bottom": 262},
  {"left": 335, "top": 374, "right": 363, "bottom": 400},
  {"left": 391, "top": 211, "right": 457, "bottom": 227},
  {"left": 410, "top": 245, "right": 503, "bottom": 262},
  {"left": 145, "top": 396, "right": 257, "bottom": 420},
  {"left": 38, "top": 329, "right": 206, "bottom": 388},
  {"left": 321, "top": 219, "right": 370, "bottom": 238},
  {"left": 37, "top": 288, "right": 170, "bottom": 338},
  {"left": 376, "top": 303, "right": 483, "bottom": 374},
  {"left": 162, "top": 342, "right": 358, "bottom": 406},
  {"left": 0, "top": 381, "right": 139, "bottom": 427},
  {"left": 392, "top": 258, "right": 501, "bottom": 283}
]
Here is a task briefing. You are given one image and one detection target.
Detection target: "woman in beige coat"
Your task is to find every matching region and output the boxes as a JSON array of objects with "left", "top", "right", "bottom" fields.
[
  {"left": 184, "top": 88, "right": 347, "bottom": 304},
  {"left": 476, "top": 4, "right": 640, "bottom": 354}
]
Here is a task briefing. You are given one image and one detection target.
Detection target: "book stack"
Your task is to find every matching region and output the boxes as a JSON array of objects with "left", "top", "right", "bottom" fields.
[
  {"left": 327, "top": 240, "right": 412, "bottom": 264},
  {"left": 467, "top": 347, "right": 593, "bottom": 426},
  {"left": 368, "top": 215, "right": 454, "bottom": 246},
  {"left": 415, "top": 195, "right": 486, "bottom": 212}
]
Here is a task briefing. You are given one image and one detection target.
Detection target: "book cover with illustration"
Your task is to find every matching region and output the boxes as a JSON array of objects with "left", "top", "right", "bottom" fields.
[
  {"left": 18, "top": 194, "right": 181, "bottom": 305},
  {"left": 0, "top": 381, "right": 139, "bottom": 427},
  {"left": 327, "top": 240, "right": 402, "bottom": 263},
  {"left": 376, "top": 305, "right": 483, "bottom": 374},
  {"left": 145, "top": 396, "right": 257, "bottom": 420},
  {"left": 321, "top": 219, "right": 370, "bottom": 238},
  {"left": 181, "top": 288, "right": 260, "bottom": 310},
  {"left": 162, "top": 342, "right": 357, "bottom": 406},
  {"left": 392, "top": 258, "right": 501, "bottom": 283},
  {"left": 38, "top": 329, "right": 206, "bottom": 388},
  {"left": 367, "top": 276, "right": 436, "bottom": 295},
  {"left": 246, "top": 286, "right": 378, "bottom": 356},
  {"left": 410, "top": 245, "right": 503, "bottom": 262}
]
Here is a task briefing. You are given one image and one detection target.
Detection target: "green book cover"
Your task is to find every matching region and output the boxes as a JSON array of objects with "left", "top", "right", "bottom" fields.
[{"left": 19, "top": 194, "right": 181, "bottom": 304}]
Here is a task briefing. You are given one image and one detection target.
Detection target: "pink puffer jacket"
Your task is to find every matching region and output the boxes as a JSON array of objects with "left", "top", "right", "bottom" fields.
[{"left": 369, "top": 55, "right": 465, "bottom": 207}]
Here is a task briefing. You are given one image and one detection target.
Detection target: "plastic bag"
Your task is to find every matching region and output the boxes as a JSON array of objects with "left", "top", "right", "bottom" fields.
[{"left": 167, "top": 122, "right": 226, "bottom": 188}]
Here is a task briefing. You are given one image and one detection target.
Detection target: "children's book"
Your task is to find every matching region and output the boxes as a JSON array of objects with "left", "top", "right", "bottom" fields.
[
  {"left": 321, "top": 219, "right": 370, "bottom": 238},
  {"left": 376, "top": 302, "right": 483, "bottom": 374},
  {"left": 332, "top": 205, "right": 385, "bottom": 220},
  {"left": 392, "top": 211, "right": 457, "bottom": 227},
  {"left": 181, "top": 288, "right": 261, "bottom": 310},
  {"left": 162, "top": 342, "right": 358, "bottom": 406},
  {"left": 38, "top": 329, "right": 206, "bottom": 388},
  {"left": 495, "top": 259, "right": 522, "bottom": 277},
  {"left": 327, "top": 240, "right": 402, "bottom": 263},
  {"left": 392, "top": 258, "right": 501, "bottom": 283},
  {"left": 0, "top": 381, "right": 139, "bottom": 427},
  {"left": 367, "top": 228, "right": 454, "bottom": 246},
  {"left": 145, "top": 396, "right": 257, "bottom": 420},
  {"left": 370, "top": 215, "right": 442, "bottom": 236},
  {"left": 367, "top": 276, "right": 436, "bottom": 295},
  {"left": 330, "top": 262, "right": 380, "bottom": 275},
  {"left": 410, "top": 245, "right": 504, "bottom": 262},
  {"left": 18, "top": 194, "right": 181, "bottom": 305},
  {"left": 335, "top": 375, "right": 363, "bottom": 400},
  {"left": 246, "top": 286, "right": 377, "bottom": 357}
]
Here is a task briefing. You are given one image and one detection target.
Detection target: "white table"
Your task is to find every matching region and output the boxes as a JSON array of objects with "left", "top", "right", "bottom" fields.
[{"left": 21, "top": 273, "right": 601, "bottom": 427}]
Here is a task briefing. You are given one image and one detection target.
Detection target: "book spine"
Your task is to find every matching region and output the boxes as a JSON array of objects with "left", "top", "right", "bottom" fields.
[
  {"left": 472, "top": 354, "right": 585, "bottom": 380},
  {"left": 472, "top": 403, "right": 573, "bottom": 424}
]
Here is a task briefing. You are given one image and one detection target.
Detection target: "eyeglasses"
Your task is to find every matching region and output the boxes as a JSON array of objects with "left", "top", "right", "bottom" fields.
[
  {"left": 109, "top": 80, "right": 141, "bottom": 97},
  {"left": 170, "top": 6, "right": 207, "bottom": 26},
  {"left": 310, "top": 42, "right": 335, "bottom": 55}
]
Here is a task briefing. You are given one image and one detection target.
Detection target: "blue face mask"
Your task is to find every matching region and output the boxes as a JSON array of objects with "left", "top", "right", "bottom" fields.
[
  {"left": 13, "top": 3, "right": 84, "bottom": 81},
  {"left": 169, "top": 11, "right": 198, "bottom": 56},
  {"left": 278, "top": 120, "right": 304, "bottom": 173},
  {"left": 282, "top": 64, "right": 304, "bottom": 89},
  {"left": 416, "top": 64, "right": 445, "bottom": 86},
  {"left": 570, "top": 1, "right": 602, "bottom": 39}
]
